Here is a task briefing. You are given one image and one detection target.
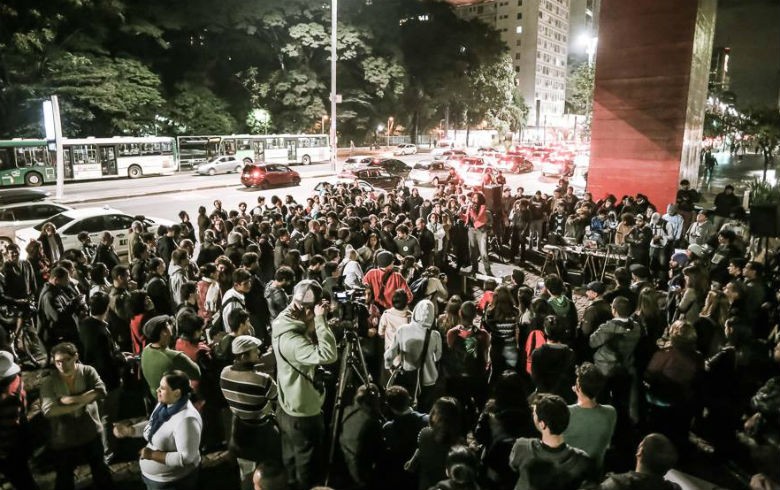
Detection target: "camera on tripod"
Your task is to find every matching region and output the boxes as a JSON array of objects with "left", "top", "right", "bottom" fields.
[{"left": 332, "top": 287, "right": 365, "bottom": 323}]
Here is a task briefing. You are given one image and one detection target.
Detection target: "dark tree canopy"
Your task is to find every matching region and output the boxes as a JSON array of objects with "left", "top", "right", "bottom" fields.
[{"left": 0, "top": 0, "right": 526, "bottom": 141}]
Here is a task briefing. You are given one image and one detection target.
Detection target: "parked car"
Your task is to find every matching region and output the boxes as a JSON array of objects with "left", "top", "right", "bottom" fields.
[
  {"left": 433, "top": 148, "right": 468, "bottom": 159},
  {"left": 393, "top": 143, "right": 417, "bottom": 156},
  {"left": 315, "top": 179, "right": 385, "bottom": 200},
  {"left": 0, "top": 190, "right": 73, "bottom": 251},
  {"left": 194, "top": 155, "right": 244, "bottom": 176},
  {"left": 241, "top": 164, "right": 301, "bottom": 189},
  {"left": 368, "top": 158, "right": 410, "bottom": 176},
  {"left": 462, "top": 165, "right": 493, "bottom": 188},
  {"left": 495, "top": 154, "right": 534, "bottom": 173},
  {"left": 408, "top": 160, "right": 457, "bottom": 186},
  {"left": 343, "top": 155, "right": 375, "bottom": 171},
  {"left": 15, "top": 207, "right": 173, "bottom": 261},
  {"left": 541, "top": 155, "right": 575, "bottom": 177},
  {"left": 337, "top": 168, "right": 402, "bottom": 190}
]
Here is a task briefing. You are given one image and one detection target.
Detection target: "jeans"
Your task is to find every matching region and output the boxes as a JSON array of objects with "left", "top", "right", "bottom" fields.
[
  {"left": 52, "top": 437, "right": 114, "bottom": 490},
  {"left": 276, "top": 408, "right": 325, "bottom": 490},
  {"left": 142, "top": 470, "right": 199, "bottom": 490},
  {"left": 468, "top": 227, "right": 491, "bottom": 275}
]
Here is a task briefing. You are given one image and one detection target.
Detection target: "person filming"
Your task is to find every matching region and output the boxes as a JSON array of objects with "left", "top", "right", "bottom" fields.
[{"left": 271, "top": 280, "right": 338, "bottom": 490}]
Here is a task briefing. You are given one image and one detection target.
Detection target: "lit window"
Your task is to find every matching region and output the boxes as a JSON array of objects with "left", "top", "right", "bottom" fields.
[{"left": 516, "top": 25, "right": 523, "bottom": 34}]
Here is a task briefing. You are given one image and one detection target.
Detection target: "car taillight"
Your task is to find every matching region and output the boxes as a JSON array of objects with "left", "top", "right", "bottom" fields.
[{"left": 253, "top": 170, "right": 262, "bottom": 177}]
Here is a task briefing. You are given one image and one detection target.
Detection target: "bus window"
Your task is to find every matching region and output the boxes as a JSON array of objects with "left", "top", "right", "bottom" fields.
[
  {"left": 15, "top": 147, "right": 49, "bottom": 167},
  {"left": 119, "top": 144, "right": 139, "bottom": 156},
  {"left": 298, "top": 138, "right": 310, "bottom": 148},
  {"left": 0, "top": 149, "right": 13, "bottom": 170},
  {"left": 238, "top": 139, "right": 252, "bottom": 151},
  {"left": 223, "top": 139, "right": 236, "bottom": 155},
  {"left": 71, "top": 145, "right": 98, "bottom": 165},
  {"left": 160, "top": 142, "right": 173, "bottom": 154}
]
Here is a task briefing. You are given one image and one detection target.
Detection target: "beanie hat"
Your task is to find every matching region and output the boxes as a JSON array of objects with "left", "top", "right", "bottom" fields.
[
  {"left": 232, "top": 335, "right": 263, "bottom": 355},
  {"left": 293, "top": 280, "right": 323, "bottom": 307},
  {"left": 143, "top": 315, "right": 173, "bottom": 342}
]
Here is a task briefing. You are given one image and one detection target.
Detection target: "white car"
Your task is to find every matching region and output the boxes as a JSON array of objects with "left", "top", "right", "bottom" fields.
[
  {"left": 0, "top": 190, "right": 73, "bottom": 251},
  {"left": 343, "top": 155, "right": 375, "bottom": 172},
  {"left": 462, "top": 165, "right": 491, "bottom": 188},
  {"left": 393, "top": 144, "right": 417, "bottom": 156},
  {"left": 15, "top": 207, "right": 174, "bottom": 261},
  {"left": 194, "top": 155, "right": 246, "bottom": 176}
]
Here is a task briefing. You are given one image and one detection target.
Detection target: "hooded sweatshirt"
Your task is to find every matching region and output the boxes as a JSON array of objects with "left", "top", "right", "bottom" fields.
[
  {"left": 272, "top": 305, "right": 338, "bottom": 417},
  {"left": 384, "top": 300, "right": 442, "bottom": 386}
]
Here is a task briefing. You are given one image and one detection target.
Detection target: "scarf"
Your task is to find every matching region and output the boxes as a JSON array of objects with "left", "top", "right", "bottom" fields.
[{"left": 144, "top": 397, "right": 188, "bottom": 442}]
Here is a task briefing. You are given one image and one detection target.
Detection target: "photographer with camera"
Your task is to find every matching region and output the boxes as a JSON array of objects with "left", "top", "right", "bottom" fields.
[{"left": 272, "top": 280, "right": 338, "bottom": 490}]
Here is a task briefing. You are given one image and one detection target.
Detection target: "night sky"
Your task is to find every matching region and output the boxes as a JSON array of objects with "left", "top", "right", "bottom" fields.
[
  {"left": 715, "top": 0, "right": 780, "bottom": 110},
  {"left": 444, "top": 0, "right": 780, "bottom": 110}
]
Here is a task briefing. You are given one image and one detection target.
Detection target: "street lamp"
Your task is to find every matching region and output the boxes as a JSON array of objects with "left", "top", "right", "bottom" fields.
[{"left": 386, "top": 116, "right": 394, "bottom": 148}]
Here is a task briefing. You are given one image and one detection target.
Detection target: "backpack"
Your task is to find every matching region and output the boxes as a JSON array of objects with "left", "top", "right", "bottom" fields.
[
  {"left": 409, "top": 276, "right": 432, "bottom": 304},
  {"left": 524, "top": 329, "right": 547, "bottom": 375},
  {"left": 207, "top": 295, "right": 244, "bottom": 341}
]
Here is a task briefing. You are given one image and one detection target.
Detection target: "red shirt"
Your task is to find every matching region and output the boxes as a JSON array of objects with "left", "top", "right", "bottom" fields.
[
  {"left": 461, "top": 204, "right": 488, "bottom": 230},
  {"left": 363, "top": 267, "right": 412, "bottom": 310}
]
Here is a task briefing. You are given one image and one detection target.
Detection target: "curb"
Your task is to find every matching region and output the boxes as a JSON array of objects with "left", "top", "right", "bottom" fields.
[{"left": 57, "top": 171, "right": 337, "bottom": 205}]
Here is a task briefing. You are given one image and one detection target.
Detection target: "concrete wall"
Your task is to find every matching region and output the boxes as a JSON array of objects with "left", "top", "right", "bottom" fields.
[{"left": 588, "top": 0, "right": 716, "bottom": 209}]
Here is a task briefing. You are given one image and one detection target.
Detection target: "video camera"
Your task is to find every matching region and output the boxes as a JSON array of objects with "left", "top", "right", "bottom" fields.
[{"left": 333, "top": 287, "right": 365, "bottom": 323}]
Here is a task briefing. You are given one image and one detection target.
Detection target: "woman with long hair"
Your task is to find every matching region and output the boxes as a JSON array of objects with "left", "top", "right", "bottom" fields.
[
  {"left": 632, "top": 286, "right": 666, "bottom": 375},
  {"left": 406, "top": 397, "right": 464, "bottom": 490},
  {"left": 25, "top": 239, "right": 49, "bottom": 293},
  {"left": 114, "top": 370, "right": 202, "bottom": 489},
  {"left": 677, "top": 265, "right": 707, "bottom": 324},
  {"left": 693, "top": 289, "right": 730, "bottom": 357},
  {"left": 483, "top": 286, "right": 520, "bottom": 375},
  {"left": 431, "top": 445, "right": 481, "bottom": 490}
]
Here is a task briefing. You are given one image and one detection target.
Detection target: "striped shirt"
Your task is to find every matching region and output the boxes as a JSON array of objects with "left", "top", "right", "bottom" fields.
[{"left": 220, "top": 363, "right": 277, "bottom": 420}]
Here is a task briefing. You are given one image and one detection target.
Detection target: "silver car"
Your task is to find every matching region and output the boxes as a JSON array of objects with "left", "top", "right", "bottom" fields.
[
  {"left": 408, "top": 160, "right": 455, "bottom": 186},
  {"left": 393, "top": 143, "right": 417, "bottom": 156},
  {"left": 194, "top": 155, "right": 245, "bottom": 176}
]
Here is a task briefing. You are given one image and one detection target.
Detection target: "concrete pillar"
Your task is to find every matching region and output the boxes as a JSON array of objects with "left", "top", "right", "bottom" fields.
[{"left": 587, "top": 0, "right": 716, "bottom": 211}]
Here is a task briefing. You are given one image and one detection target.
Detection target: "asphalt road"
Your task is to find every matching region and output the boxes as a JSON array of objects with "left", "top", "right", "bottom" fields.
[{"left": 58, "top": 155, "right": 559, "bottom": 220}]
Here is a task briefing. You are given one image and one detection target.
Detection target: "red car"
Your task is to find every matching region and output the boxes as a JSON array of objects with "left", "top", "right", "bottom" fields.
[
  {"left": 241, "top": 164, "right": 301, "bottom": 189},
  {"left": 496, "top": 154, "right": 534, "bottom": 173}
]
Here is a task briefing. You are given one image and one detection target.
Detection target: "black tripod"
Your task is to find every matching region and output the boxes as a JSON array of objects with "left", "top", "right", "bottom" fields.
[{"left": 324, "top": 326, "right": 373, "bottom": 485}]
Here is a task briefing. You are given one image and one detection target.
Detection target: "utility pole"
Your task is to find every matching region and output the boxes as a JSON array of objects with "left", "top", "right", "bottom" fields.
[
  {"left": 44, "top": 96, "right": 65, "bottom": 200},
  {"left": 329, "top": 0, "right": 338, "bottom": 172}
]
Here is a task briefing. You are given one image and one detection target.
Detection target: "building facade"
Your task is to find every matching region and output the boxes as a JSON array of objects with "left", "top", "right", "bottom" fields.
[{"left": 453, "top": 0, "right": 571, "bottom": 126}]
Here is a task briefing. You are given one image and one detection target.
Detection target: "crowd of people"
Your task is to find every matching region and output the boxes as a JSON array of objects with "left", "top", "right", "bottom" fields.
[{"left": 0, "top": 176, "right": 778, "bottom": 490}]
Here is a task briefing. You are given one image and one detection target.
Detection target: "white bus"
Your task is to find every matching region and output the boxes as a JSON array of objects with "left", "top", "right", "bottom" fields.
[
  {"left": 62, "top": 136, "right": 177, "bottom": 179},
  {"left": 0, "top": 136, "right": 177, "bottom": 186},
  {"left": 177, "top": 134, "right": 330, "bottom": 168}
]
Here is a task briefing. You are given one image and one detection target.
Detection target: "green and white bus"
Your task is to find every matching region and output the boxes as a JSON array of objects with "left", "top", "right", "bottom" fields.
[
  {"left": 177, "top": 134, "right": 330, "bottom": 169},
  {"left": 0, "top": 136, "right": 178, "bottom": 187}
]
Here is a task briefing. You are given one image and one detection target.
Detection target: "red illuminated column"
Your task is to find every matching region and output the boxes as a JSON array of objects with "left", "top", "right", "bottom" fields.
[{"left": 588, "top": 0, "right": 716, "bottom": 210}]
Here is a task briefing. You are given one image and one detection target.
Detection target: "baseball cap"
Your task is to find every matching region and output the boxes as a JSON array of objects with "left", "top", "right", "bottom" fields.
[
  {"left": 687, "top": 244, "right": 705, "bottom": 257},
  {"left": 586, "top": 281, "right": 606, "bottom": 294},
  {"left": 232, "top": 335, "right": 263, "bottom": 355},
  {"left": 292, "top": 280, "right": 323, "bottom": 307},
  {"left": 0, "top": 351, "right": 20, "bottom": 379},
  {"left": 142, "top": 315, "right": 173, "bottom": 341}
]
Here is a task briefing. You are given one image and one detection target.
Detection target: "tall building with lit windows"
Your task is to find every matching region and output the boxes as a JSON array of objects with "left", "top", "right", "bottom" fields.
[{"left": 451, "top": 0, "right": 571, "bottom": 125}]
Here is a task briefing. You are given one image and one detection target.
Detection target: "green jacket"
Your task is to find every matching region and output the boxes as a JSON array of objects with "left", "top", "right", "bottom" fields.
[{"left": 272, "top": 306, "right": 338, "bottom": 417}]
